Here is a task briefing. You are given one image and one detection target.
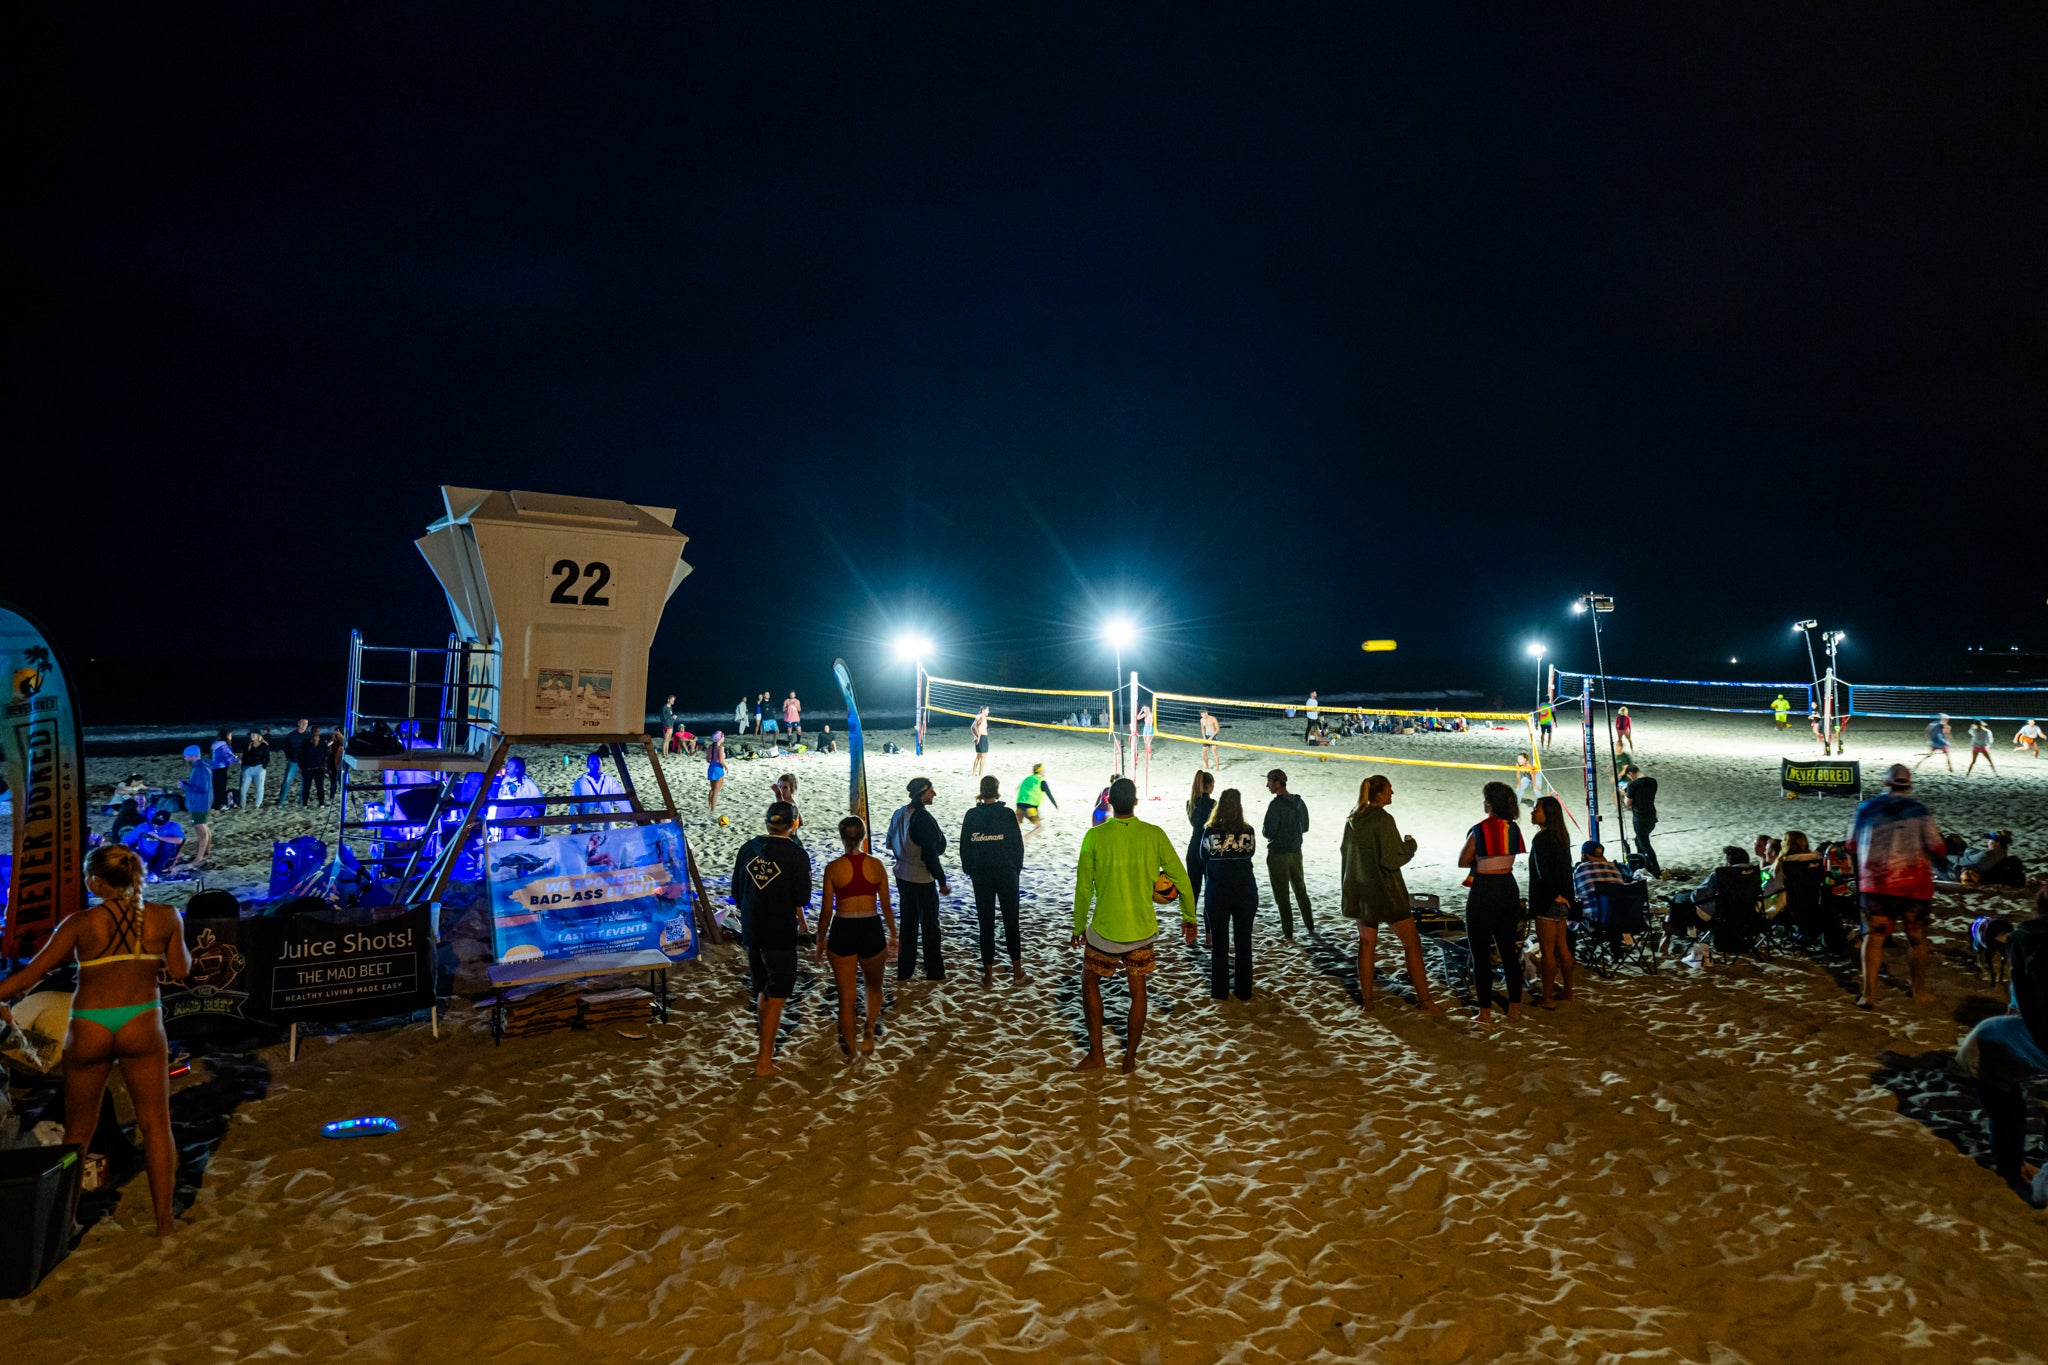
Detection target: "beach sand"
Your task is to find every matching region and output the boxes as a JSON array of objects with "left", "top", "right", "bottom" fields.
[{"left": 6, "top": 712, "right": 2046, "bottom": 1361}]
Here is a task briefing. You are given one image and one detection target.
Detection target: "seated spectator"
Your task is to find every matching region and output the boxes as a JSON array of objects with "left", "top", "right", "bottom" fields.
[
  {"left": 1961, "top": 831, "right": 2028, "bottom": 889},
  {"left": 123, "top": 808, "right": 185, "bottom": 880},
  {"left": 1572, "top": 839, "right": 1628, "bottom": 907},
  {"left": 110, "top": 772, "right": 150, "bottom": 807},
  {"left": 1666, "top": 846, "right": 1754, "bottom": 937},
  {"left": 1760, "top": 830, "right": 1812, "bottom": 913},
  {"left": 818, "top": 724, "right": 839, "bottom": 754},
  {"left": 108, "top": 797, "right": 148, "bottom": 845}
]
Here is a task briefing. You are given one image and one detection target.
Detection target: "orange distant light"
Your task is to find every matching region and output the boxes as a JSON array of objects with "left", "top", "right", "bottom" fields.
[{"left": 1361, "top": 639, "right": 1397, "bottom": 652}]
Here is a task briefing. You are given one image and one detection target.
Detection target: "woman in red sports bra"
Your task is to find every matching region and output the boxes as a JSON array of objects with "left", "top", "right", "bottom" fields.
[
  {"left": 815, "top": 816, "right": 896, "bottom": 1057},
  {"left": 1457, "top": 781, "right": 1528, "bottom": 1023}
]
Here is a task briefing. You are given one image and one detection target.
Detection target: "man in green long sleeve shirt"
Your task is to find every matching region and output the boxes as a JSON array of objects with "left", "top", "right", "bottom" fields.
[{"left": 1070, "top": 778, "right": 1195, "bottom": 1074}]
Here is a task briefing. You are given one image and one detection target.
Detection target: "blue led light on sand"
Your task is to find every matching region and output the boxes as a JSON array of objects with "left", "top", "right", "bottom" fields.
[{"left": 322, "top": 1116, "right": 402, "bottom": 1139}]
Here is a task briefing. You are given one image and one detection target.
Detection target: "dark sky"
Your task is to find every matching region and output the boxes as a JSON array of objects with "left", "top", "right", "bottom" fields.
[{"left": 14, "top": 5, "right": 2044, "bottom": 722}]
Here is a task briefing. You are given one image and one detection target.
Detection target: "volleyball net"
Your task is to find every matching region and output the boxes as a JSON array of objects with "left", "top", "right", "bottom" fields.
[
  {"left": 1147, "top": 690, "right": 1536, "bottom": 772},
  {"left": 1553, "top": 671, "right": 1812, "bottom": 717},
  {"left": 1844, "top": 682, "right": 2048, "bottom": 723},
  {"left": 924, "top": 675, "right": 1115, "bottom": 735}
]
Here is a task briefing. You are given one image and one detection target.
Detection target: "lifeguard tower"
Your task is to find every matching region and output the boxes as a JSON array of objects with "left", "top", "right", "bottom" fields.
[{"left": 338, "top": 487, "right": 695, "bottom": 905}]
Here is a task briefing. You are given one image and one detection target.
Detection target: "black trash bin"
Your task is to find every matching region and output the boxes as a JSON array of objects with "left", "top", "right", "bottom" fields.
[{"left": 0, "top": 1144, "right": 80, "bottom": 1298}]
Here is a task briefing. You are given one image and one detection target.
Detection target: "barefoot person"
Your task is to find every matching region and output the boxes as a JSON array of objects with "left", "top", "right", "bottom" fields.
[
  {"left": 1199, "top": 789, "right": 1259, "bottom": 1001},
  {"left": 1528, "top": 795, "right": 1576, "bottom": 1007},
  {"left": 732, "top": 801, "right": 813, "bottom": 1075},
  {"left": 1849, "top": 763, "right": 1944, "bottom": 1011},
  {"left": 1915, "top": 713, "right": 1954, "bottom": 773},
  {"left": 1966, "top": 720, "right": 1998, "bottom": 776},
  {"left": 970, "top": 706, "right": 991, "bottom": 778},
  {"left": 1199, "top": 709, "right": 1221, "bottom": 770},
  {"left": 1457, "top": 780, "right": 1528, "bottom": 1023},
  {"left": 1340, "top": 774, "right": 1444, "bottom": 1013},
  {"left": 0, "top": 845, "right": 193, "bottom": 1235},
  {"left": 1015, "top": 763, "right": 1058, "bottom": 838},
  {"left": 814, "top": 816, "right": 895, "bottom": 1057},
  {"left": 704, "top": 731, "right": 728, "bottom": 822},
  {"left": 1071, "top": 777, "right": 1195, "bottom": 1072},
  {"left": 961, "top": 775, "right": 1026, "bottom": 986}
]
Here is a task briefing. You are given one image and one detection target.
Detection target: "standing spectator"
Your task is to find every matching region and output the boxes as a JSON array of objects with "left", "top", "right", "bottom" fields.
[
  {"left": 814, "top": 815, "right": 894, "bottom": 1058},
  {"left": 279, "top": 718, "right": 312, "bottom": 805},
  {"left": 1528, "top": 794, "right": 1577, "bottom": 1006},
  {"left": 1621, "top": 763, "right": 1661, "bottom": 877},
  {"left": 1261, "top": 769, "right": 1313, "bottom": 938},
  {"left": 1185, "top": 771, "right": 1216, "bottom": 905},
  {"left": 1341, "top": 774, "right": 1443, "bottom": 1013},
  {"left": 1849, "top": 763, "right": 1945, "bottom": 1011},
  {"left": 488, "top": 756, "right": 544, "bottom": 838},
  {"left": 660, "top": 695, "right": 679, "bottom": 753},
  {"left": 1615, "top": 706, "right": 1634, "bottom": 757},
  {"left": 1303, "top": 692, "right": 1321, "bottom": 743},
  {"left": 324, "top": 727, "right": 345, "bottom": 800},
  {"left": 1457, "top": 781, "right": 1527, "bottom": 1023},
  {"left": 782, "top": 690, "right": 803, "bottom": 739},
  {"left": 731, "top": 801, "right": 813, "bottom": 1077},
  {"left": 178, "top": 745, "right": 214, "bottom": 866},
  {"left": 756, "top": 692, "right": 769, "bottom": 737},
  {"left": 1965, "top": 720, "right": 1998, "bottom": 776},
  {"left": 571, "top": 752, "right": 626, "bottom": 832},
  {"left": 960, "top": 774, "right": 1026, "bottom": 986},
  {"left": 886, "top": 777, "right": 951, "bottom": 982},
  {"left": 1915, "top": 714, "right": 1954, "bottom": 773},
  {"left": 210, "top": 730, "right": 237, "bottom": 809},
  {"left": 1199, "top": 788, "right": 1259, "bottom": 1001},
  {"left": 297, "top": 728, "right": 328, "bottom": 807},
  {"left": 238, "top": 729, "right": 271, "bottom": 809},
  {"left": 734, "top": 697, "right": 749, "bottom": 736},
  {"left": 1070, "top": 777, "right": 1195, "bottom": 1072}
]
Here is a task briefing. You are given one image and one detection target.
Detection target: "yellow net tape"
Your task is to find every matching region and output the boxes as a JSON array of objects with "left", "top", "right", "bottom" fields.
[
  {"left": 1150, "top": 691, "right": 1527, "bottom": 722},
  {"left": 926, "top": 704, "right": 1111, "bottom": 735},
  {"left": 926, "top": 675, "right": 1114, "bottom": 700}
]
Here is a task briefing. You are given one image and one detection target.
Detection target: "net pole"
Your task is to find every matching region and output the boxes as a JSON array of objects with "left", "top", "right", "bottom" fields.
[
  {"left": 1129, "top": 670, "right": 1140, "bottom": 794},
  {"left": 1580, "top": 679, "right": 1601, "bottom": 846},
  {"left": 913, "top": 661, "right": 925, "bottom": 757},
  {"left": 1823, "top": 664, "right": 1838, "bottom": 755}
]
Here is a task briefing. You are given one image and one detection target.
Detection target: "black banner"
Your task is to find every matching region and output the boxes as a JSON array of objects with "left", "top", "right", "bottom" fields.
[
  {"left": 1781, "top": 757, "right": 1861, "bottom": 799},
  {"left": 255, "top": 902, "right": 435, "bottom": 1025},
  {"left": 161, "top": 902, "right": 254, "bottom": 1037}
]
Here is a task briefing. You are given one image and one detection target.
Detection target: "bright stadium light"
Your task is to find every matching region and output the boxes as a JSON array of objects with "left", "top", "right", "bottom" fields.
[
  {"left": 1527, "top": 642, "right": 1547, "bottom": 707},
  {"left": 1102, "top": 617, "right": 1138, "bottom": 768},
  {"left": 892, "top": 633, "right": 933, "bottom": 661},
  {"left": 1571, "top": 600, "right": 1586, "bottom": 615},
  {"left": 1526, "top": 642, "right": 1546, "bottom": 658},
  {"left": 1103, "top": 617, "right": 1136, "bottom": 649},
  {"left": 893, "top": 633, "right": 933, "bottom": 755}
]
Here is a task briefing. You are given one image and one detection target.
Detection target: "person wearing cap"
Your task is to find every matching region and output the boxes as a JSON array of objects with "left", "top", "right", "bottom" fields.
[
  {"left": 177, "top": 745, "right": 214, "bottom": 867},
  {"left": 960, "top": 775, "right": 1027, "bottom": 987},
  {"left": 1571, "top": 839, "right": 1627, "bottom": 907},
  {"left": 732, "top": 801, "right": 813, "bottom": 1076},
  {"left": 885, "top": 777, "right": 952, "bottom": 981},
  {"left": 1848, "top": 763, "right": 1946, "bottom": 1010},
  {"left": 1262, "top": 769, "right": 1313, "bottom": 938},
  {"left": 1965, "top": 720, "right": 1997, "bottom": 776},
  {"left": 1915, "top": 713, "right": 1954, "bottom": 773},
  {"left": 1071, "top": 777, "right": 1195, "bottom": 1073},
  {"left": 1961, "top": 831, "right": 2027, "bottom": 889}
]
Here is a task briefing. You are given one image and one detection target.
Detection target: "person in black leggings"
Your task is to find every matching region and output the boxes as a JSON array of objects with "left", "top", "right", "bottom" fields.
[
  {"left": 1185, "top": 770, "right": 1216, "bottom": 905},
  {"left": 1457, "top": 780, "right": 1527, "bottom": 1023},
  {"left": 1199, "top": 789, "right": 1260, "bottom": 1001}
]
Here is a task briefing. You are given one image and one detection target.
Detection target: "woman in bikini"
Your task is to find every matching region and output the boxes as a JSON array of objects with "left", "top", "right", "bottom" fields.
[
  {"left": 814, "top": 816, "right": 896, "bottom": 1058},
  {"left": 0, "top": 844, "right": 193, "bottom": 1235}
]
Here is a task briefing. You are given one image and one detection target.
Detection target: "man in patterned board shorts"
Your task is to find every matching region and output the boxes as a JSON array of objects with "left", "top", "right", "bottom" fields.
[
  {"left": 1849, "top": 763, "right": 1946, "bottom": 1011},
  {"left": 1071, "top": 778, "right": 1195, "bottom": 1074}
]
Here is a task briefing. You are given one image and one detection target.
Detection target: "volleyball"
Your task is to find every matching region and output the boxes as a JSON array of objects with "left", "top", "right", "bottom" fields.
[{"left": 1153, "top": 873, "right": 1179, "bottom": 904}]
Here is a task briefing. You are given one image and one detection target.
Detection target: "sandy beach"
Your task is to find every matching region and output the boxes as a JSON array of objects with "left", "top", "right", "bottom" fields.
[{"left": 6, "top": 711, "right": 2046, "bottom": 1362}]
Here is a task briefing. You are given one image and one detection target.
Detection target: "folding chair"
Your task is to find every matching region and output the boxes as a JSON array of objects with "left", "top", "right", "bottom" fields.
[
  {"left": 1579, "top": 881, "right": 1658, "bottom": 978},
  {"left": 1703, "top": 865, "right": 1767, "bottom": 962}
]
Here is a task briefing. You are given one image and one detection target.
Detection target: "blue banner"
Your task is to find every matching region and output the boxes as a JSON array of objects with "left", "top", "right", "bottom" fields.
[
  {"left": 832, "top": 658, "right": 870, "bottom": 845},
  {"left": 485, "top": 822, "right": 700, "bottom": 964},
  {"left": 2, "top": 603, "right": 88, "bottom": 959}
]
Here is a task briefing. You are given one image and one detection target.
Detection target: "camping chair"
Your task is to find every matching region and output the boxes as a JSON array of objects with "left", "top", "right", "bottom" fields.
[
  {"left": 1703, "top": 865, "right": 1767, "bottom": 961},
  {"left": 1764, "top": 859, "right": 1840, "bottom": 954},
  {"left": 1578, "top": 880, "right": 1658, "bottom": 978}
]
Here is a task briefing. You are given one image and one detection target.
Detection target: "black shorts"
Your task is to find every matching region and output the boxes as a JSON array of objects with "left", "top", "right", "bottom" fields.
[
  {"left": 827, "top": 915, "right": 887, "bottom": 959},
  {"left": 748, "top": 945, "right": 798, "bottom": 999},
  {"left": 1861, "top": 893, "right": 1931, "bottom": 940},
  {"left": 974, "top": 735, "right": 990, "bottom": 754}
]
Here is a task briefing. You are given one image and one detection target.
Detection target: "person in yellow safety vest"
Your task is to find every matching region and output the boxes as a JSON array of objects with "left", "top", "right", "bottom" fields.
[{"left": 1771, "top": 694, "right": 1791, "bottom": 729}]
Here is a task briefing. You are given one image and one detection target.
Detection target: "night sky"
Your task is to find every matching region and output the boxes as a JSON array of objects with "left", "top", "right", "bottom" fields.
[{"left": 15, "top": 5, "right": 2043, "bottom": 723}]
